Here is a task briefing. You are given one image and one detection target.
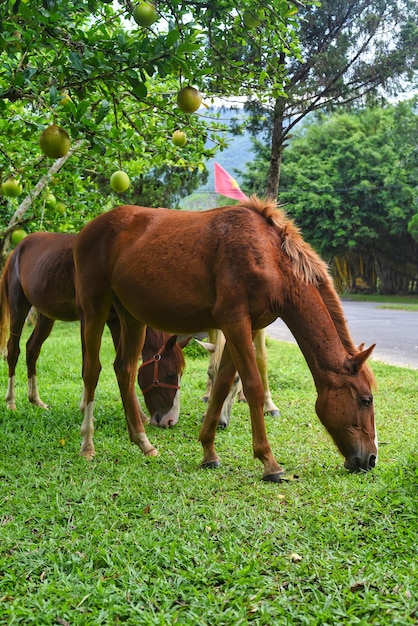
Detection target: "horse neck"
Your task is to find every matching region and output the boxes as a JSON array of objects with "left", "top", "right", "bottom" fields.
[{"left": 280, "top": 282, "right": 350, "bottom": 389}]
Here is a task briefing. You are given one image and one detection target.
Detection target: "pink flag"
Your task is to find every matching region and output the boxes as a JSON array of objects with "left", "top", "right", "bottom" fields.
[{"left": 214, "top": 162, "right": 248, "bottom": 201}]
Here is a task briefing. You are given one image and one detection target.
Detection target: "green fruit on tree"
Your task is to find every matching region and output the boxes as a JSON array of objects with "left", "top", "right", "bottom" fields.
[
  {"left": 176, "top": 87, "right": 202, "bottom": 113},
  {"left": 172, "top": 130, "right": 187, "bottom": 147},
  {"left": 59, "top": 90, "right": 72, "bottom": 106},
  {"left": 39, "top": 124, "right": 71, "bottom": 159},
  {"left": 133, "top": 2, "right": 157, "bottom": 27},
  {"left": 55, "top": 202, "right": 66, "bottom": 214},
  {"left": 243, "top": 9, "right": 265, "bottom": 28},
  {"left": 11, "top": 229, "right": 27, "bottom": 247},
  {"left": 110, "top": 171, "right": 130, "bottom": 193},
  {"left": 45, "top": 193, "right": 57, "bottom": 209},
  {"left": 1, "top": 178, "right": 23, "bottom": 198}
]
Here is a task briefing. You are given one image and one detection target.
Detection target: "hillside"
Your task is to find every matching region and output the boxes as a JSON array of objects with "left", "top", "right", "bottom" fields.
[{"left": 181, "top": 107, "right": 257, "bottom": 209}]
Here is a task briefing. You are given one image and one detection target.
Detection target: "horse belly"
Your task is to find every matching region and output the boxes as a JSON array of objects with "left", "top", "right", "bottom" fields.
[{"left": 117, "top": 282, "right": 214, "bottom": 334}]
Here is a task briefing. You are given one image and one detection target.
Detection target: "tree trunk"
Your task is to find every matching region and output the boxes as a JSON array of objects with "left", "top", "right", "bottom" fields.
[{"left": 265, "top": 96, "right": 286, "bottom": 199}]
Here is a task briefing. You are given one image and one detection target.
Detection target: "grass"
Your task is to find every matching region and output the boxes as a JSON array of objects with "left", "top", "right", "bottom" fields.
[
  {"left": 341, "top": 294, "right": 418, "bottom": 311},
  {"left": 0, "top": 322, "right": 417, "bottom": 625}
]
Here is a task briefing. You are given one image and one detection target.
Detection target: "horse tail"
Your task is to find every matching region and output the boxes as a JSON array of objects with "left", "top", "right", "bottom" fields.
[{"left": 0, "top": 253, "right": 12, "bottom": 358}]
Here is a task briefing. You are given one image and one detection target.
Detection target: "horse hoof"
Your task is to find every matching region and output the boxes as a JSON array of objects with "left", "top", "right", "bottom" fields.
[
  {"left": 262, "top": 471, "right": 285, "bottom": 483},
  {"left": 80, "top": 450, "right": 95, "bottom": 461},
  {"left": 201, "top": 459, "right": 221, "bottom": 470},
  {"left": 266, "top": 409, "right": 281, "bottom": 417},
  {"left": 145, "top": 447, "right": 159, "bottom": 457}
]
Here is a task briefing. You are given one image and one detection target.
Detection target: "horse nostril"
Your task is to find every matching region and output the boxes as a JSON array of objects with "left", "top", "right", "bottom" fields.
[
  {"left": 151, "top": 414, "right": 161, "bottom": 425},
  {"left": 368, "top": 454, "right": 377, "bottom": 469}
]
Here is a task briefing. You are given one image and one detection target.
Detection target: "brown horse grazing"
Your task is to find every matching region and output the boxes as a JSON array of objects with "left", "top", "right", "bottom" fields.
[
  {"left": 74, "top": 197, "right": 377, "bottom": 481},
  {"left": 0, "top": 232, "right": 188, "bottom": 428}
]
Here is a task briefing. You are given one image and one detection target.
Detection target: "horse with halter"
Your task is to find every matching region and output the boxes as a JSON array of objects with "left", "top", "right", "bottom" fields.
[
  {"left": 73, "top": 197, "right": 377, "bottom": 481},
  {"left": 0, "top": 232, "right": 189, "bottom": 435}
]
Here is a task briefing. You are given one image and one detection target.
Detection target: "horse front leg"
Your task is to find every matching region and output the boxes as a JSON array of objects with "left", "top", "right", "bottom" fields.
[
  {"left": 202, "top": 328, "right": 220, "bottom": 403},
  {"left": 26, "top": 314, "right": 55, "bottom": 409},
  {"left": 254, "top": 329, "right": 280, "bottom": 417},
  {"left": 224, "top": 326, "right": 284, "bottom": 482},
  {"left": 113, "top": 310, "right": 157, "bottom": 457}
]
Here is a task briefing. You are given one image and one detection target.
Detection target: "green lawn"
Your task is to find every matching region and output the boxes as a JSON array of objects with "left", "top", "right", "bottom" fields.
[
  {"left": 0, "top": 323, "right": 417, "bottom": 625},
  {"left": 341, "top": 294, "right": 418, "bottom": 311}
]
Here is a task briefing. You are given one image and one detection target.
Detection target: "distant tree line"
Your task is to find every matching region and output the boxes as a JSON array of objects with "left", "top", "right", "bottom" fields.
[{"left": 240, "top": 99, "right": 418, "bottom": 295}]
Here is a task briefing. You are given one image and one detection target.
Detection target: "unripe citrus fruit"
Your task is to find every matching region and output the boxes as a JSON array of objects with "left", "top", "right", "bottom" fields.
[
  {"left": 172, "top": 130, "right": 187, "bottom": 147},
  {"left": 39, "top": 124, "right": 71, "bottom": 159},
  {"left": 55, "top": 202, "right": 66, "bottom": 214},
  {"left": 176, "top": 87, "right": 202, "bottom": 113},
  {"left": 133, "top": 2, "right": 157, "bottom": 27},
  {"left": 243, "top": 9, "right": 265, "bottom": 28},
  {"left": 11, "top": 229, "right": 27, "bottom": 246},
  {"left": 1, "top": 178, "right": 23, "bottom": 197},
  {"left": 110, "top": 170, "right": 130, "bottom": 193},
  {"left": 45, "top": 193, "right": 56, "bottom": 209},
  {"left": 59, "top": 90, "right": 71, "bottom": 106}
]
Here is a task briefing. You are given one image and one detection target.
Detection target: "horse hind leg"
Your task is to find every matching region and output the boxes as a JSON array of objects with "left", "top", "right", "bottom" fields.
[
  {"left": 5, "top": 297, "right": 31, "bottom": 410},
  {"left": 199, "top": 341, "right": 240, "bottom": 469},
  {"left": 26, "top": 313, "right": 55, "bottom": 409},
  {"left": 222, "top": 326, "right": 284, "bottom": 482},
  {"left": 112, "top": 307, "right": 157, "bottom": 457}
]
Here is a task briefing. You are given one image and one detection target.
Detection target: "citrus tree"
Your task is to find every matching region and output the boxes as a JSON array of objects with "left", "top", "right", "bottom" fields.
[{"left": 0, "top": 0, "right": 310, "bottom": 257}]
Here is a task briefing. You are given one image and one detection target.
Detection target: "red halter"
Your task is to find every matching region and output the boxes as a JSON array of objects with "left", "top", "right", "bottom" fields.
[{"left": 139, "top": 343, "right": 181, "bottom": 395}]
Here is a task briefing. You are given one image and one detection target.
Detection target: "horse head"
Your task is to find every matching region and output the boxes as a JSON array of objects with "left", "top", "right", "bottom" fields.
[
  {"left": 315, "top": 344, "right": 378, "bottom": 472},
  {"left": 138, "top": 334, "right": 190, "bottom": 428}
]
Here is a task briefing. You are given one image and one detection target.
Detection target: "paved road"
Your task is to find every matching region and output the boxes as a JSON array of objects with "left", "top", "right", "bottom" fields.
[{"left": 266, "top": 300, "right": 418, "bottom": 370}]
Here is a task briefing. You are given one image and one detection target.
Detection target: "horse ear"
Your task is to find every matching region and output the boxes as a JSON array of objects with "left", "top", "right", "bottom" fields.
[
  {"left": 164, "top": 334, "right": 178, "bottom": 351},
  {"left": 344, "top": 344, "right": 375, "bottom": 375},
  {"left": 194, "top": 338, "right": 216, "bottom": 354},
  {"left": 177, "top": 335, "right": 193, "bottom": 350}
]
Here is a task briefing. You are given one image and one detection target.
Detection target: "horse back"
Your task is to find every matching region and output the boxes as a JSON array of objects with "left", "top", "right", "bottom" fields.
[
  {"left": 14, "top": 232, "right": 79, "bottom": 321},
  {"left": 75, "top": 204, "right": 282, "bottom": 333}
]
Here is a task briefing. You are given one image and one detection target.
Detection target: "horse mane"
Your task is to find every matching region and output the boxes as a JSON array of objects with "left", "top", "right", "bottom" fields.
[
  {"left": 240, "top": 196, "right": 377, "bottom": 389},
  {"left": 241, "top": 196, "right": 329, "bottom": 285}
]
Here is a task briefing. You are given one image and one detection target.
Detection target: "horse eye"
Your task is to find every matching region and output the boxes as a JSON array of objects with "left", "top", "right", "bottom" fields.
[{"left": 360, "top": 395, "right": 373, "bottom": 407}]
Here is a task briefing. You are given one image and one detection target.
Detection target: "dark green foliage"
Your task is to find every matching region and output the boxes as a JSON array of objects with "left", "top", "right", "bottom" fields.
[{"left": 241, "top": 100, "right": 418, "bottom": 295}]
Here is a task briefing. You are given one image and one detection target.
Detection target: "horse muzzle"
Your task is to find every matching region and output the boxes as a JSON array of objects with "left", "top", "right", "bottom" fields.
[
  {"left": 150, "top": 411, "right": 179, "bottom": 428},
  {"left": 344, "top": 453, "right": 377, "bottom": 473}
]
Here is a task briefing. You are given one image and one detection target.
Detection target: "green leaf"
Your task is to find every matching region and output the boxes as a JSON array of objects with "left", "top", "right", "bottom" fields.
[
  {"left": 96, "top": 99, "right": 110, "bottom": 125},
  {"left": 166, "top": 29, "right": 180, "bottom": 47}
]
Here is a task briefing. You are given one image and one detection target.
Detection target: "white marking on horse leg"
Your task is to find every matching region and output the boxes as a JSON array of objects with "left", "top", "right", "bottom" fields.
[
  {"left": 263, "top": 390, "right": 280, "bottom": 416},
  {"left": 27, "top": 375, "right": 48, "bottom": 409},
  {"left": 80, "top": 401, "right": 96, "bottom": 460},
  {"left": 79, "top": 386, "right": 86, "bottom": 412},
  {"left": 5, "top": 376, "right": 16, "bottom": 410},
  {"left": 131, "top": 431, "right": 158, "bottom": 457}
]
